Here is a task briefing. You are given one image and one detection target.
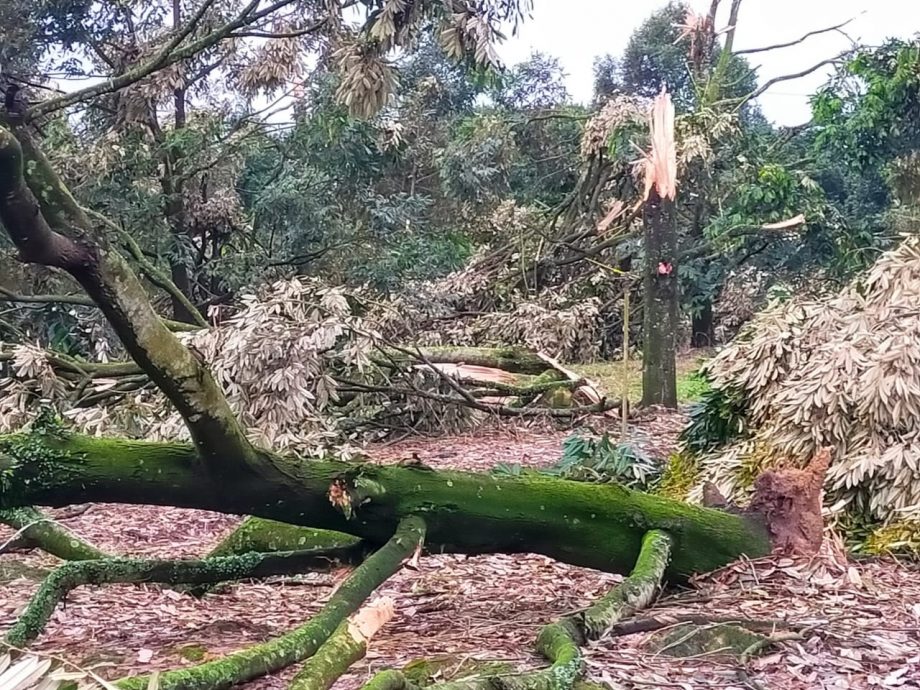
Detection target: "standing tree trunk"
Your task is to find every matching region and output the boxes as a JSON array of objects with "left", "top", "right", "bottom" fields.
[{"left": 641, "top": 188, "right": 678, "bottom": 408}]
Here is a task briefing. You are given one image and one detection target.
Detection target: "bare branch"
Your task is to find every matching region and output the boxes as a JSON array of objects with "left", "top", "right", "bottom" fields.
[
  {"left": 28, "top": 0, "right": 307, "bottom": 118},
  {"left": 0, "top": 286, "right": 94, "bottom": 307},
  {"left": 738, "top": 53, "right": 849, "bottom": 107},
  {"left": 734, "top": 18, "right": 856, "bottom": 55}
]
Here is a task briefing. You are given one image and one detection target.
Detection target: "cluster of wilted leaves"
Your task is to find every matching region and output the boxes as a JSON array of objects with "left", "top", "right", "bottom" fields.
[
  {"left": 2, "top": 279, "right": 380, "bottom": 455},
  {"left": 378, "top": 254, "right": 605, "bottom": 363},
  {"left": 691, "top": 235, "right": 920, "bottom": 547}
]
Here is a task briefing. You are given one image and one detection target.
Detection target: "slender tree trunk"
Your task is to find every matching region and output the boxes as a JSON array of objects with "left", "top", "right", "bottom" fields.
[
  {"left": 641, "top": 189, "right": 678, "bottom": 408},
  {"left": 164, "top": 0, "right": 198, "bottom": 324}
]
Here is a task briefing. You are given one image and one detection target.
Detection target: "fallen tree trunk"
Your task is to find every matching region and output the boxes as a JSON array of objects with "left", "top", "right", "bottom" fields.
[
  {"left": 378, "top": 346, "right": 550, "bottom": 375},
  {"left": 0, "top": 431, "right": 771, "bottom": 579}
]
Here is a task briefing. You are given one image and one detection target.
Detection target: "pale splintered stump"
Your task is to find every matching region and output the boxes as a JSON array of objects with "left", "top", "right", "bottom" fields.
[{"left": 288, "top": 598, "right": 395, "bottom": 690}]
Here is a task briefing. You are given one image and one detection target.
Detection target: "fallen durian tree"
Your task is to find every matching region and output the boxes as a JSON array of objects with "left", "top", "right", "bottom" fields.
[{"left": 0, "top": 80, "right": 827, "bottom": 690}]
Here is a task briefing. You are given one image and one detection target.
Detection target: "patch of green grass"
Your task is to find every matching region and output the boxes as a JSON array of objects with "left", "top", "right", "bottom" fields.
[{"left": 573, "top": 351, "right": 712, "bottom": 405}]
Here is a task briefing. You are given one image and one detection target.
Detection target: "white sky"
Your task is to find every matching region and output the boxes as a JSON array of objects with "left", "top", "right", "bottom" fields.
[{"left": 498, "top": 0, "right": 920, "bottom": 125}]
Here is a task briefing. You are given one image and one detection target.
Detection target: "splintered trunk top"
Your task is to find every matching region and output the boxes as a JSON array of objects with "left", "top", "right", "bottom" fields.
[{"left": 641, "top": 188, "right": 678, "bottom": 408}]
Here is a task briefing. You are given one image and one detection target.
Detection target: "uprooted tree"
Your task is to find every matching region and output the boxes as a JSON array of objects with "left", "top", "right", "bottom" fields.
[{"left": 0, "top": 2, "right": 836, "bottom": 690}]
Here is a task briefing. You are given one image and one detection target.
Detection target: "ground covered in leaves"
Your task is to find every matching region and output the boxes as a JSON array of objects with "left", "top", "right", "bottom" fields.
[{"left": 1, "top": 414, "right": 918, "bottom": 690}]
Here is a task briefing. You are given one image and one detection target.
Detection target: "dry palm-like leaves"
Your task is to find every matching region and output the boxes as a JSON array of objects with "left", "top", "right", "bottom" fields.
[
  {"left": 1, "top": 279, "right": 376, "bottom": 455},
  {"left": 580, "top": 95, "right": 648, "bottom": 159},
  {"left": 334, "top": 41, "right": 399, "bottom": 119},
  {"left": 234, "top": 34, "right": 304, "bottom": 96},
  {"left": 693, "top": 235, "right": 920, "bottom": 547},
  {"left": 0, "top": 653, "right": 111, "bottom": 690}
]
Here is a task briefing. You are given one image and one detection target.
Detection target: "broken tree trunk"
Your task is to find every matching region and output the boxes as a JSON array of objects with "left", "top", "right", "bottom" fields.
[{"left": 0, "top": 430, "right": 771, "bottom": 579}]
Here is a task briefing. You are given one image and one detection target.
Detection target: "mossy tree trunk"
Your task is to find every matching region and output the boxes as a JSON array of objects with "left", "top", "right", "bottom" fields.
[{"left": 0, "top": 431, "right": 771, "bottom": 580}]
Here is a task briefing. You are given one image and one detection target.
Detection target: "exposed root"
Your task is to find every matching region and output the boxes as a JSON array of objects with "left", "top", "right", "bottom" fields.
[
  {"left": 609, "top": 613, "right": 805, "bottom": 637},
  {"left": 5, "top": 544, "right": 368, "bottom": 647},
  {"left": 0, "top": 506, "right": 107, "bottom": 560},
  {"left": 115, "top": 516, "right": 426, "bottom": 690},
  {"left": 574, "top": 530, "right": 672, "bottom": 640},
  {"left": 362, "top": 529, "right": 672, "bottom": 690},
  {"left": 287, "top": 597, "right": 395, "bottom": 690}
]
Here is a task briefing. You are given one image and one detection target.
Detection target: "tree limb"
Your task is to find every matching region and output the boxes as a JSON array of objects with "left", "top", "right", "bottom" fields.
[
  {"left": 0, "top": 124, "right": 263, "bottom": 474},
  {"left": 735, "top": 53, "right": 850, "bottom": 108},
  {"left": 28, "top": 0, "right": 310, "bottom": 118},
  {"left": 0, "top": 286, "right": 200, "bottom": 332},
  {"left": 734, "top": 18, "right": 855, "bottom": 55}
]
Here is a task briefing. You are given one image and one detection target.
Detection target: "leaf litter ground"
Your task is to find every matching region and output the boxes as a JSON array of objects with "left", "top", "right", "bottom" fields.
[{"left": 1, "top": 413, "right": 918, "bottom": 690}]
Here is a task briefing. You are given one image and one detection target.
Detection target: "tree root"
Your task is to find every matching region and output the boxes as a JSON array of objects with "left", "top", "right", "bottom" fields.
[
  {"left": 574, "top": 530, "right": 672, "bottom": 640},
  {"left": 115, "top": 516, "right": 426, "bottom": 690},
  {"left": 288, "top": 597, "right": 395, "bottom": 690},
  {"left": 5, "top": 543, "right": 368, "bottom": 647},
  {"left": 360, "top": 529, "right": 672, "bottom": 690},
  {"left": 0, "top": 506, "right": 107, "bottom": 560},
  {"left": 610, "top": 613, "right": 806, "bottom": 637}
]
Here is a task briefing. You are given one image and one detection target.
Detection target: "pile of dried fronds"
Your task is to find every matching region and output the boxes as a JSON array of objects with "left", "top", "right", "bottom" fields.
[
  {"left": 686, "top": 235, "right": 920, "bottom": 552},
  {"left": 2, "top": 278, "right": 618, "bottom": 452},
  {"left": 377, "top": 245, "right": 608, "bottom": 363}
]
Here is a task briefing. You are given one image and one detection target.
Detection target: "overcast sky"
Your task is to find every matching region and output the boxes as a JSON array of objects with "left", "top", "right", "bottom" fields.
[{"left": 497, "top": 0, "right": 920, "bottom": 125}]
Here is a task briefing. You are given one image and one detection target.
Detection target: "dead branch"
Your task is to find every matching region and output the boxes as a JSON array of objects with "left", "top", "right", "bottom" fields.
[{"left": 734, "top": 18, "right": 856, "bottom": 55}]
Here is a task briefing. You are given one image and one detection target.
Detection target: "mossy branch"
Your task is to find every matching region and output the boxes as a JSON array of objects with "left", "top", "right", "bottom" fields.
[
  {"left": 363, "top": 529, "right": 671, "bottom": 690},
  {"left": 0, "top": 506, "right": 107, "bottom": 561},
  {"left": 5, "top": 543, "right": 368, "bottom": 647},
  {"left": 185, "top": 517, "right": 362, "bottom": 596},
  {"left": 116, "top": 516, "right": 426, "bottom": 690},
  {"left": 574, "top": 530, "right": 672, "bottom": 640}
]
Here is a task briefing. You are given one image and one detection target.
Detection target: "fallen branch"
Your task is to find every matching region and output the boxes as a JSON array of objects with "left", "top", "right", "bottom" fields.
[
  {"left": 0, "top": 506, "right": 106, "bottom": 560},
  {"left": 115, "top": 517, "right": 425, "bottom": 690},
  {"left": 361, "top": 528, "right": 672, "bottom": 690},
  {"left": 0, "top": 286, "right": 198, "bottom": 332},
  {"left": 288, "top": 597, "right": 396, "bottom": 690},
  {"left": 5, "top": 543, "right": 368, "bottom": 647}
]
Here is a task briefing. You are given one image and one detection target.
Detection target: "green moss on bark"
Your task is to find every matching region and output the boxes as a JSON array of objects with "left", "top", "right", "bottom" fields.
[
  {"left": 0, "top": 506, "right": 106, "bottom": 560},
  {"left": 0, "top": 431, "right": 771, "bottom": 579},
  {"left": 5, "top": 545, "right": 367, "bottom": 646},
  {"left": 575, "top": 530, "right": 672, "bottom": 640},
  {"left": 116, "top": 517, "right": 426, "bottom": 690},
  {"left": 208, "top": 517, "right": 360, "bottom": 557}
]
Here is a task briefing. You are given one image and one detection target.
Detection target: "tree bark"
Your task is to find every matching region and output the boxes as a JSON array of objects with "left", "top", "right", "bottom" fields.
[
  {"left": 641, "top": 189, "right": 678, "bottom": 408},
  {"left": 0, "top": 431, "right": 771, "bottom": 580},
  {"left": 690, "top": 301, "right": 714, "bottom": 349},
  {"left": 0, "top": 506, "right": 106, "bottom": 560}
]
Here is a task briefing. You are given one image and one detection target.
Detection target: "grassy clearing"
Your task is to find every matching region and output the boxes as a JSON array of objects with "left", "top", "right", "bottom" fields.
[{"left": 573, "top": 350, "right": 712, "bottom": 405}]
